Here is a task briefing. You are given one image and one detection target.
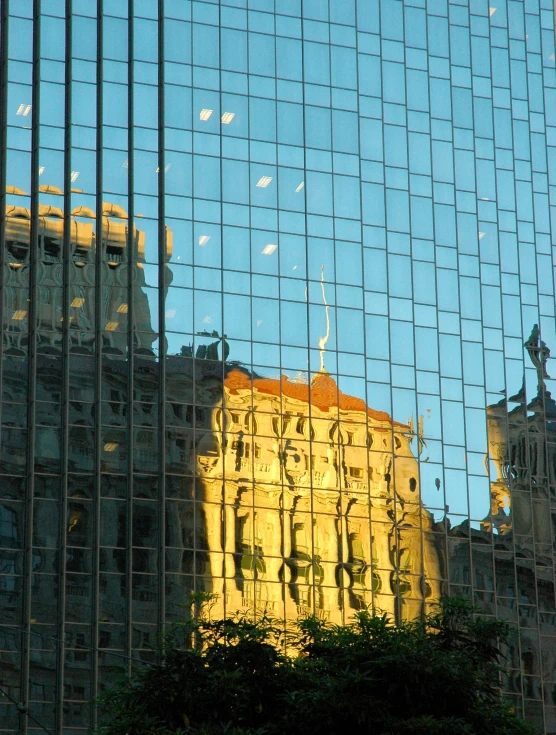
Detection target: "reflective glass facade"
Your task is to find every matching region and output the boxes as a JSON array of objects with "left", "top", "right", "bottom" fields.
[{"left": 2, "top": 0, "right": 556, "bottom": 732}]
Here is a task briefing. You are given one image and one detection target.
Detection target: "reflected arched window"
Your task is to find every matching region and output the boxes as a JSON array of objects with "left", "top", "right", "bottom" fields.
[
  {"left": 396, "top": 576, "right": 412, "bottom": 597},
  {"left": 292, "top": 522, "right": 310, "bottom": 560},
  {"left": 349, "top": 532, "right": 367, "bottom": 584},
  {"left": 329, "top": 421, "right": 347, "bottom": 444},
  {"left": 244, "top": 411, "right": 258, "bottom": 434},
  {"left": 215, "top": 409, "right": 222, "bottom": 430},
  {"left": 271, "top": 415, "right": 291, "bottom": 437}
]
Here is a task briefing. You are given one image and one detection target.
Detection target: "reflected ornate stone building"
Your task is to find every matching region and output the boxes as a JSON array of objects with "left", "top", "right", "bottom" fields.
[
  {"left": 4, "top": 187, "right": 169, "bottom": 357},
  {"left": 453, "top": 327, "right": 556, "bottom": 728},
  {"left": 190, "top": 366, "right": 442, "bottom": 623},
  {"left": 486, "top": 326, "right": 556, "bottom": 546}
]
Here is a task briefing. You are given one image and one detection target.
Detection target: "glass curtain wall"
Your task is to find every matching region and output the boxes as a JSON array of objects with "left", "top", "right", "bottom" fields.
[{"left": 1, "top": 0, "right": 556, "bottom": 733}]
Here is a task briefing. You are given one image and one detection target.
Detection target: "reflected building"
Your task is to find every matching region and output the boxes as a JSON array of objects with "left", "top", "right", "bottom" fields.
[
  {"left": 191, "top": 366, "right": 442, "bottom": 623},
  {"left": 485, "top": 326, "right": 556, "bottom": 546},
  {"left": 436, "top": 326, "right": 556, "bottom": 728},
  {"left": 2, "top": 2, "right": 556, "bottom": 733},
  {"left": 483, "top": 328, "right": 556, "bottom": 720},
  {"left": 4, "top": 188, "right": 165, "bottom": 357}
]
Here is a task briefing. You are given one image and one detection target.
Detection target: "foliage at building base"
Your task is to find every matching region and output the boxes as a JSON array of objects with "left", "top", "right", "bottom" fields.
[{"left": 96, "top": 597, "right": 536, "bottom": 735}]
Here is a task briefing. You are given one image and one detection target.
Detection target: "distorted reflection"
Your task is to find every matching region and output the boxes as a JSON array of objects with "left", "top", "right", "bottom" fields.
[
  {"left": 175, "top": 362, "right": 444, "bottom": 623},
  {"left": 484, "top": 326, "right": 555, "bottom": 542},
  {"left": 5, "top": 180, "right": 555, "bottom": 631},
  {"left": 2, "top": 186, "right": 171, "bottom": 480},
  {"left": 3, "top": 186, "right": 171, "bottom": 355}
]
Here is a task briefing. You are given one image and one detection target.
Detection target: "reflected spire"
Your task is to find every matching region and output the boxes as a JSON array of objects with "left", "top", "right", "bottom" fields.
[
  {"left": 318, "top": 264, "right": 330, "bottom": 373},
  {"left": 525, "top": 323, "right": 551, "bottom": 393}
]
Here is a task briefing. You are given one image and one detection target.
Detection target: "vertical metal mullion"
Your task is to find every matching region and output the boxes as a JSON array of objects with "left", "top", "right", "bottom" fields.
[
  {"left": 189, "top": 11, "right": 198, "bottom": 612},
  {"left": 245, "top": 0, "right": 255, "bottom": 622},
  {"left": 474, "top": 51, "right": 504, "bottom": 632},
  {"left": 0, "top": 0, "right": 12, "bottom": 707},
  {"left": 158, "top": 0, "right": 167, "bottom": 632},
  {"left": 298, "top": 0, "right": 311, "bottom": 624},
  {"left": 374, "top": 0, "right": 396, "bottom": 623},
  {"left": 55, "top": 2, "right": 73, "bottom": 731},
  {"left": 457, "top": 9, "right": 491, "bottom": 623},
  {"left": 496, "top": 18, "right": 528, "bottom": 719},
  {"left": 399, "top": 6, "right": 427, "bottom": 621},
  {"left": 418, "top": 2, "right": 450, "bottom": 619},
  {"left": 0, "top": 0, "right": 9, "bottom": 430},
  {"left": 217, "top": 0, "right": 226, "bottom": 620},
  {"left": 353, "top": 0, "right": 378, "bottom": 619},
  {"left": 21, "top": 1, "right": 42, "bottom": 732},
  {"left": 0, "top": 0, "right": 7, "bottom": 224},
  {"left": 401, "top": 4, "right": 432, "bottom": 621},
  {"left": 91, "top": 0, "right": 104, "bottom": 727},
  {"left": 126, "top": 0, "right": 134, "bottom": 673},
  {"left": 318, "top": 1, "right": 349, "bottom": 624},
  {"left": 531, "top": 12, "right": 556, "bottom": 696}
]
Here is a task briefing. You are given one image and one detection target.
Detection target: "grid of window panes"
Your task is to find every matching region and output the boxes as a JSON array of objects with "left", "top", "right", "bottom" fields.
[{"left": 2, "top": 0, "right": 556, "bottom": 733}]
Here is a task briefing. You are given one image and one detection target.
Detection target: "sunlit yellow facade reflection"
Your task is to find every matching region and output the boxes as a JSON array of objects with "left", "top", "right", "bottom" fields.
[{"left": 187, "top": 367, "right": 443, "bottom": 623}]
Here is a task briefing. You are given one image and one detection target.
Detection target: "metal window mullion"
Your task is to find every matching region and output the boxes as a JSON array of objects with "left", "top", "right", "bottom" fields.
[
  {"left": 219, "top": 0, "right": 228, "bottom": 621},
  {"left": 260, "top": 2, "right": 283, "bottom": 621},
  {"left": 0, "top": 0, "right": 9, "bottom": 430},
  {"left": 158, "top": 0, "right": 166, "bottom": 631},
  {"left": 458, "top": 9, "right": 496, "bottom": 620},
  {"left": 246, "top": 0, "right": 261, "bottom": 621},
  {"left": 497, "top": 25, "right": 530, "bottom": 681},
  {"left": 518, "top": 34, "right": 548, "bottom": 721},
  {"left": 21, "top": 1, "right": 42, "bottom": 732},
  {"left": 298, "top": 5, "right": 314, "bottom": 622},
  {"left": 55, "top": 2, "right": 73, "bottom": 731},
  {"left": 189, "top": 12, "right": 198, "bottom": 611},
  {"left": 399, "top": 4, "right": 428, "bottom": 620},
  {"left": 353, "top": 0, "right": 379, "bottom": 619},
  {"left": 323, "top": 4, "right": 346, "bottom": 622},
  {"left": 419, "top": 4, "right": 451, "bottom": 606},
  {"left": 217, "top": 3, "right": 230, "bottom": 616},
  {"left": 91, "top": 0, "right": 104, "bottom": 727},
  {"left": 471, "top": 176, "right": 502, "bottom": 615},
  {"left": 374, "top": 0, "right": 400, "bottom": 622},
  {"left": 217, "top": 0, "right": 229, "bottom": 619},
  {"left": 526, "top": 22, "right": 555, "bottom": 629},
  {"left": 126, "top": 0, "right": 134, "bottom": 672}
]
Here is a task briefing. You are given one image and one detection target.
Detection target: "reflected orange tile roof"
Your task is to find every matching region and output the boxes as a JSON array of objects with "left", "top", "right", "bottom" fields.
[{"left": 224, "top": 368, "right": 405, "bottom": 427}]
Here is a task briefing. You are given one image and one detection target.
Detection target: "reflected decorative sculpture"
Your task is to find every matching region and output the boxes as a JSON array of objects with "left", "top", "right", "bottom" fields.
[{"left": 525, "top": 323, "right": 551, "bottom": 382}]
